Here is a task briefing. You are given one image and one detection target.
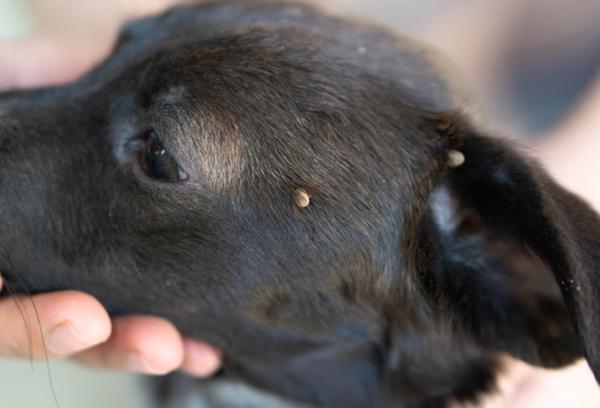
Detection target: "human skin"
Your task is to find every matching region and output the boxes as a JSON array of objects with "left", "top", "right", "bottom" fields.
[{"left": 0, "top": 0, "right": 185, "bottom": 90}]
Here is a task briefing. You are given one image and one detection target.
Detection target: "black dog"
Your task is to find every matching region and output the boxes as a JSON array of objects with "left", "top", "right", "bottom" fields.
[{"left": 1, "top": 1, "right": 599, "bottom": 406}]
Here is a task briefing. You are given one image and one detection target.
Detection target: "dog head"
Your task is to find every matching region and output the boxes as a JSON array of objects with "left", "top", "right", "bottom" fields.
[{"left": 1, "top": 1, "right": 599, "bottom": 406}]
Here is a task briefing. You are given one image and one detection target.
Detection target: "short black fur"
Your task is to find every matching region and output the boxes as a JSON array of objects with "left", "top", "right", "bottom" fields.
[{"left": 1, "top": 1, "right": 599, "bottom": 407}]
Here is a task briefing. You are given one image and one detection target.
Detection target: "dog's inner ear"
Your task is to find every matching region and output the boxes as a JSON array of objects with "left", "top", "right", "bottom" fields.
[
  {"left": 427, "top": 185, "right": 581, "bottom": 367},
  {"left": 424, "top": 132, "right": 600, "bottom": 379}
]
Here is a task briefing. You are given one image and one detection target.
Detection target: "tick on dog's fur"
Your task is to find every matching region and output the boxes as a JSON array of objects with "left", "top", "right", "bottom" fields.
[
  {"left": 448, "top": 149, "right": 465, "bottom": 167},
  {"left": 293, "top": 188, "right": 311, "bottom": 208}
]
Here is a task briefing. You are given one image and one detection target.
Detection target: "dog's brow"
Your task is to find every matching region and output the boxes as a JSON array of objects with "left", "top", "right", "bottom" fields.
[
  {"left": 152, "top": 86, "right": 189, "bottom": 107},
  {"left": 158, "top": 107, "right": 245, "bottom": 192}
]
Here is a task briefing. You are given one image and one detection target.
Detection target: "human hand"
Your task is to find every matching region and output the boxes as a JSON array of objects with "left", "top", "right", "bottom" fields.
[
  {"left": 0, "top": 277, "right": 221, "bottom": 376},
  {"left": 0, "top": 0, "right": 182, "bottom": 90}
]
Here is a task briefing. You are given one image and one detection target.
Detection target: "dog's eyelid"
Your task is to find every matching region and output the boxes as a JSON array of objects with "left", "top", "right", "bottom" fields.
[
  {"left": 125, "top": 139, "right": 145, "bottom": 151},
  {"left": 127, "top": 129, "right": 189, "bottom": 182}
]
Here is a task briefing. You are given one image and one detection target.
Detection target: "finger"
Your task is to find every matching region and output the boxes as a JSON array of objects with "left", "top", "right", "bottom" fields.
[
  {"left": 0, "top": 37, "right": 113, "bottom": 91},
  {"left": 0, "top": 290, "right": 111, "bottom": 358},
  {"left": 504, "top": 361, "right": 600, "bottom": 408},
  {"left": 0, "top": 0, "right": 183, "bottom": 92},
  {"left": 181, "top": 339, "right": 222, "bottom": 377},
  {"left": 75, "top": 315, "right": 184, "bottom": 375}
]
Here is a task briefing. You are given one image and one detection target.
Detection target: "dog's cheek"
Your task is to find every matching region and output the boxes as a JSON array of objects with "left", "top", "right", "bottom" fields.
[{"left": 226, "top": 337, "right": 386, "bottom": 407}]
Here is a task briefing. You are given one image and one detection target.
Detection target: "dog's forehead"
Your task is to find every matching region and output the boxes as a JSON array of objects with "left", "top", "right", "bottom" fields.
[
  {"left": 116, "top": 1, "right": 464, "bottom": 113},
  {"left": 107, "top": 1, "right": 462, "bottom": 201}
]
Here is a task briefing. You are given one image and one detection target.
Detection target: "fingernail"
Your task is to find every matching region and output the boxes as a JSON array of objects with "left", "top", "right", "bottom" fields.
[
  {"left": 46, "top": 322, "right": 97, "bottom": 355},
  {"left": 125, "top": 350, "right": 154, "bottom": 373}
]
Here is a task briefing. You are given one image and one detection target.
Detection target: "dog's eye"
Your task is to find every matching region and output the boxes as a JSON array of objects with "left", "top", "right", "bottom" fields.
[{"left": 138, "top": 131, "right": 188, "bottom": 182}]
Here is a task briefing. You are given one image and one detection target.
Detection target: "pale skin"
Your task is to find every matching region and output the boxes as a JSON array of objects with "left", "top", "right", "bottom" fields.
[{"left": 1, "top": 0, "right": 600, "bottom": 404}]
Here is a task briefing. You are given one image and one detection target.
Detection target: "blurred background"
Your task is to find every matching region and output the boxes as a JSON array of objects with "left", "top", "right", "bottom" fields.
[{"left": 1, "top": 0, "right": 599, "bottom": 407}]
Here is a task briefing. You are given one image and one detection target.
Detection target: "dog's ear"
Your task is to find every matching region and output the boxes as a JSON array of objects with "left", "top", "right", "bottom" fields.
[{"left": 427, "top": 131, "right": 600, "bottom": 380}]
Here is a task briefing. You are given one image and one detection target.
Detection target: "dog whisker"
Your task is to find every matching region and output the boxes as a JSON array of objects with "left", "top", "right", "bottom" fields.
[
  {"left": 0, "top": 247, "right": 61, "bottom": 408},
  {"left": 2, "top": 279, "right": 34, "bottom": 367}
]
